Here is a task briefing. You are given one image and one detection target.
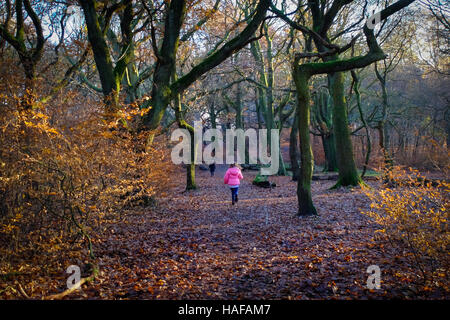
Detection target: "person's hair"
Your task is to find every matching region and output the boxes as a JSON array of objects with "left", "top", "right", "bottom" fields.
[{"left": 230, "top": 163, "right": 235, "bottom": 168}]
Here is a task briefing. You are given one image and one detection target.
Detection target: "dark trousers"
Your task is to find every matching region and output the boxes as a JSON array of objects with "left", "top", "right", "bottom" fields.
[
  {"left": 230, "top": 187, "right": 239, "bottom": 202},
  {"left": 209, "top": 163, "right": 216, "bottom": 176}
]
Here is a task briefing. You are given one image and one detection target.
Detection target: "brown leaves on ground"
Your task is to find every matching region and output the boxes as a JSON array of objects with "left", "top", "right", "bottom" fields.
[
  {"left": 61, "top": 165, "right": 446, "bottom": 299},
  {"left": 2, "top": 165, "right": 447, "bottom": 299}
]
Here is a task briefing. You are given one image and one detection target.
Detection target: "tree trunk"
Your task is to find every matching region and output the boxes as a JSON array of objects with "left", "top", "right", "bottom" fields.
[
  {"left": 278, "top": 144, "right": 287, "bottom": 176},
  {"left": 175, "top": 107, "right": 196, "bottom": 190},
  {"left": 79, "top": 0, "right": 121, "bottom": 112},
  {"left": 316, "top": 89, "right": 338, "bottom": 172},
  {"left": 322, "top": 132, "right": 338, "bottom": 172},
  {"left": 293, "top": 70, "right": 317, "bottom": 216},
  {"left": 290, "top": 112, "right": 300, "bottom": 181},
  {"left": 173, "top": 70, "right": 196, "bottom": 190},
  {"left": 375, "top": 64, "right": 394, "bottom": 172},
  {"left": 351, "top": 70, "right": 371, "bottom": 178},
  {"left": 235, "top": 81, "right": 243, "bottom": 129},
  {"left": 329, "top": 72, "right": 362, "bottom": 187},
  {"left": 19, "top": 55, "right": 37, "bottom": 108},
  {"left": 186, "top": 125, "right": 197, "bottom": 190}
]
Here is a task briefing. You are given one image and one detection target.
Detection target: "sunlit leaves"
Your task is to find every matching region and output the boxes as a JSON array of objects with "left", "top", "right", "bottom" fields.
[{"left": 362, "top": 166, "right": 449, "bottom": 289}]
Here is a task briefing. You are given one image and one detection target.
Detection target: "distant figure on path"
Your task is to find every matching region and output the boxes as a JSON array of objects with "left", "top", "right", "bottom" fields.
[
  {"left": 223, "top": 163, "right": 243, "bottom": 205},
  {"left": 209, "top": 163, "right": 216, "bottom": 176},
  {"left": 209, "top": 150, "right": 216, "bottom": 176}
]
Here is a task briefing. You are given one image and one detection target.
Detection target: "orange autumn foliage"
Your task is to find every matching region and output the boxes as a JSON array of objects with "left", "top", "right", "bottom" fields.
[
  {"left": 362, "top": 166, "right": 449, "bottom": 289},
  {"left": 0, "top": 82, "right": 174, "bottom": 273}
]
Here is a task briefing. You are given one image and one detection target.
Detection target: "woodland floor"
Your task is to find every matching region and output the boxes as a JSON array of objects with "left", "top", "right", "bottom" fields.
[
  {"left": 78, "top": 165, "right": 446, "bottom": 299},
  {"left": 1, "top": 165, "right": 447, "bottom": 299}
]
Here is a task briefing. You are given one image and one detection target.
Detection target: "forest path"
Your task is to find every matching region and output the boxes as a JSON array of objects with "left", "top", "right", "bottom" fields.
[{"left": 88, "top": 167, "right": 406, "bottom": 299}]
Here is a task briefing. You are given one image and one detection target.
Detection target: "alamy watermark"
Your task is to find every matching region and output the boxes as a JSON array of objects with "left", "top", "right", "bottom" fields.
[
  {"left": 366, "top": 6, "right": 381, "bottom": 30},
  {"left": 366, "top": 265, "right": 381, "bottom": 289},
  {"left": 170, "top": 121, "right": 280, "bottom": 175},
  {"left": 66, "top": 265, "right": 81, "bottom": 290}
]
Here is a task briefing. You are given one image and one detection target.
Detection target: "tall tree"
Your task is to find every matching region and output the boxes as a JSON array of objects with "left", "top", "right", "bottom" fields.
[
  {"left": 311, "top": 87, "right": 338, "bottom": 172},
  {"left": 140, "top": 0, "right": 271, "bottom": 134},
  {"left": 289, "top": 0, "right": 416, "bottom": 215},
  {"left": 78, "top": 0, "right": 134, "bottom": 112},
  {"left": 0, "top": 0, "right": 45, "bottom": 95},
  {"left": 0, "top": 1, "right": 89, "bottom": 106}
]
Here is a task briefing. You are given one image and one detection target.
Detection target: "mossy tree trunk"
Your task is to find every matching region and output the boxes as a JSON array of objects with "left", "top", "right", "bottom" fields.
[
  {"left": 79, "top": 0, "right": 134, "bottom": 113},
  {"left": 174, "top": 94, "right": 197, "bottom": 191},
  {"left": 293, "top": 70, "right": 317, "bottom": 216},
  {"left": 107, "top": 27, "right": 141, "bottom": 104},
  {"left": 289, "top": 111, "right": 301, "bottom": 181},
  {"left": 171, "top": 60, "right": 196, "bottom": 190},
  {"left": 329, "top": 71, "right": 362, "bottom": 187}
]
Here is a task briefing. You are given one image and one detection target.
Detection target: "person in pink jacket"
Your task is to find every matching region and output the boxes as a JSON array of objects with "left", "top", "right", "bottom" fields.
[{"left": 224, "top": 163, "right": 243, "bottom": 205}]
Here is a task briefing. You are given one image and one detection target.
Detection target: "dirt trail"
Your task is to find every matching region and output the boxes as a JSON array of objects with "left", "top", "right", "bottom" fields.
[{"left": 85, "top": 168, "right": 415, "bottom": 299}]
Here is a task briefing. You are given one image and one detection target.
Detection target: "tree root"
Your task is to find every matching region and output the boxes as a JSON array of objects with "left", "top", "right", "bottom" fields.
[{"left": 330, "top": 177, "right": 368, "bottom": 190}]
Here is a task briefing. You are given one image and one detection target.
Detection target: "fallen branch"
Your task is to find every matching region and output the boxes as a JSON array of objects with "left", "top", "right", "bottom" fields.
[
  {"left": 45, "top": 267, "right": 98, "bottom": 300},
  {"left": 16, "top": 282, "right": 30, "bottom": 299}
]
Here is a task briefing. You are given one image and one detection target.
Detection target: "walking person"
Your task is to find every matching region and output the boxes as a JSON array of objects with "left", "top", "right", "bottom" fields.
[
  {"left": 209, "top": 162, "right": 216, "bottom": 176},
  {"left": 223, "top": 163, "right": 243, "bottom": 205},
  {"left": 208, "top": 150, "right": 216, "bottom": 177}
]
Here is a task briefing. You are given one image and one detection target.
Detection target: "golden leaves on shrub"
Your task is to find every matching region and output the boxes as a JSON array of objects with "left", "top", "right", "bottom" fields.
[{"left": 362, "top": 166, "right": 449, "bottom": 287}]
